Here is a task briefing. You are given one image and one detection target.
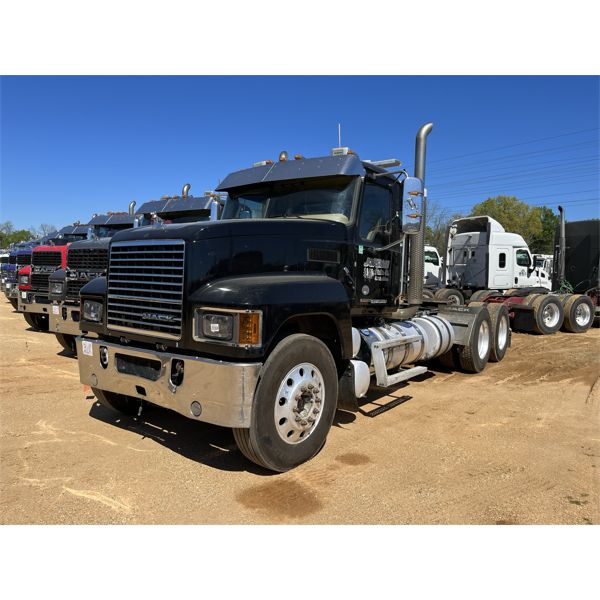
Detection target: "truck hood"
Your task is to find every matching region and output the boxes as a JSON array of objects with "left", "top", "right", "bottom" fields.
[{"left": 110, "top": 218, "right": 349, "bottom": 244}]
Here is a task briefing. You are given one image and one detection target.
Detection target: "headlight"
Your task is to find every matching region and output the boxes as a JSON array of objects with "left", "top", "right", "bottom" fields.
[
  {"left": 201, "top": 313, "right": 234, "bottom": 340},
  {"left": 50, "top": 282, "right": 64, "bottom": 295},
  {"left": 194, "top": 308, "right": 262, "bottom": 346},
  {"left": 83, "top": 299, "right": 103, "bottom": 322},
  {"left": 19, "top": 275, "right": 29, "bottom": 285}
]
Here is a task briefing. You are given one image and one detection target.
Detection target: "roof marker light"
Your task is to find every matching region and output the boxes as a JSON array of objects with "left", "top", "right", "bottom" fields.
[
  {"left": 253, "top": 160, "right": 274, "bottom": 167},
  {"left": 278, "top": 150, "right": 288, "bottom": 161}
]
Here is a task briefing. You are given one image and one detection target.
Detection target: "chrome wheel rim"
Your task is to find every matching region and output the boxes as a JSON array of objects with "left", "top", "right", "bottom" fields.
[
  {"left": 543, "top": 302, "right": 560, "bottom": 328},
  {"left": 497, "top": 315, "right": 509, "bottom": 350},
  {"left": 274, "top": 362, "right": 324, "bottom": 445},
  {"left": 575, "top": 303, "right": 591, "bottom": 326},
  {"left": 477, "top": 320, "right": 490, "bottom": 360}
]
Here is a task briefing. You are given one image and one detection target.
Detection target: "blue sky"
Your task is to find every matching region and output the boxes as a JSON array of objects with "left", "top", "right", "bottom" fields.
[{"left": 1, "top": 76, "right": 598, "bottom": 231}]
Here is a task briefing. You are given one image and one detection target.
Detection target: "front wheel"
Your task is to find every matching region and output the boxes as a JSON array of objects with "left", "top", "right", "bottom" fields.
[
  {"left": 9, "top": 298, "right": 18, "bottom": 310},
  {"left": 55, "top": 333, "right": 77, "bottom": 355},
  {"left": 434, "top": 287, "right": 465, "bottom": 305},
  {"left": 23, "top": 312, "right": 49, "bottom": 331},
  {"left": 233, "top": 334, "right": 338, "bottom": 472},
  {"left": 92, "top": 387, "right": 141, "bottom": 416}
]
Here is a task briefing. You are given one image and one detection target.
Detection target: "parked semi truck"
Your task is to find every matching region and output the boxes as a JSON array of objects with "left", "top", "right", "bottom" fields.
[
  {"left": 75, "top": 123, "right": 512, "bottom": 472},
  {"left": 4, "top": 242, "right": 39, "bottom": 309},
  {"left": 0, "top": 252, "right": 9, "bottom": 292},
  {"left": 433, "top": 212, "right": 595, "bottom": 335},
  {"left": 552, "top": 208, "right": 599, "bottom": 326},
  {"left": 48, "top": 186, "right": 225, "bottom": 355},
  {"left": 18, "top": 224, "right": 90, "bottom": 330}
]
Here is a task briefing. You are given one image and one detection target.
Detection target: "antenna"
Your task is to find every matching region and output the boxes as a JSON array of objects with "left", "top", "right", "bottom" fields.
[{"left": 338, "top": 123, "right": 341, "bottom": 147}]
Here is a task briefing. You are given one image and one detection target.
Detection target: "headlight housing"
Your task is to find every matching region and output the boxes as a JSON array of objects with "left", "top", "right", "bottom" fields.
[
  {"left": 19, "top": 274, "right": 30, "bottom": 285},
  {"left": 194, "top": 308, "right": 262, "bottom": 347},
  {"left": 83, "top": 299, "right": 103, "bottom": 322},
  {"left": 50, "top": 282, "right": 64, "bottom": 295},
  {"left": 201, "top": 313, "right": 234, "bottom": 340}
]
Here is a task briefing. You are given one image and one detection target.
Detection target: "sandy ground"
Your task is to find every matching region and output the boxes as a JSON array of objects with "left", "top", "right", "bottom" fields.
[{"left": 1, "top": 297, "right": 598, "bottom": 525}]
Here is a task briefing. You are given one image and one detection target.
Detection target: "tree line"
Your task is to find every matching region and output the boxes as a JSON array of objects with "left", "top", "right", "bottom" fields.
[
  {"left": 0, "top": 222, "right": 57, "bottom": 249},
  {"left": 425, "top": 195, "right": 560, "bottom": 256}
]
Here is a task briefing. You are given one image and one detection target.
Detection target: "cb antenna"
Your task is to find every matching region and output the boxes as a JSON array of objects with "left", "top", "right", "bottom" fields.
[{"left": 338, "top": 123, "right": 341, "bottom": 147}]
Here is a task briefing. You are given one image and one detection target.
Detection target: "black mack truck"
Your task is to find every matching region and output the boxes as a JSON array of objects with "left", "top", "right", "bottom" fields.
[
  {"left": 49, "top": 186, "right": 225, "bottom": 355},
  {"left": 76, "top": 124, "right": 509, "bottom": 472}
]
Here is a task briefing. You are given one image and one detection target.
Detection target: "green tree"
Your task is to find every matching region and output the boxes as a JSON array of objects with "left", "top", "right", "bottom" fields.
[
  {"left": 0, "top": 221, "right": 35, "bottom": 248},
  {"left": 469, "top": 196, "right": 559, "bottom": 253}
]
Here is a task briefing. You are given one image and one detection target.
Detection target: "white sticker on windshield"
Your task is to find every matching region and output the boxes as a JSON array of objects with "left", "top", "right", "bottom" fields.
[{"left": 82, "top": 341, "right": 93, "bottom": 357}]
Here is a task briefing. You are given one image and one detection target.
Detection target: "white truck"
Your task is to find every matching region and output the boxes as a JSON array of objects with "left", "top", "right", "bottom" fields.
[
  {"left": 433, "top": 215, "right": 552, "bottom": 305},
  {"left": 433, "top": 215, "right": 595, "bottom": 335},
  {"left": 424, "top": 245, "right": 442, "bottom": 287}
]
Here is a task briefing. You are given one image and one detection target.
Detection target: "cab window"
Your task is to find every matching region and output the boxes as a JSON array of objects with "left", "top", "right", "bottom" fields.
[
  {"left": 498, "top": 252, "right": 506, "bottom": 268},
  {"left": 424, "top": 250, "right": 439, "bottom": 265},
  {"left": 516, "top": 249, "right": 531, "bottom": 267},
  {"left": 358, "top": 182, "right": 392, "bottom": 245}
]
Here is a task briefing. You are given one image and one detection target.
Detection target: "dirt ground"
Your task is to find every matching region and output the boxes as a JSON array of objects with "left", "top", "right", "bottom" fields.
[{"left": 1, "top": 297, "right": 598, "bottom": 525}]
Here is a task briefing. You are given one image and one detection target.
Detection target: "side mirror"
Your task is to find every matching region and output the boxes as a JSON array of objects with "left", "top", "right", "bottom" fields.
[{"left": 402, "top": 177, "right": 423, "bottom": 234}]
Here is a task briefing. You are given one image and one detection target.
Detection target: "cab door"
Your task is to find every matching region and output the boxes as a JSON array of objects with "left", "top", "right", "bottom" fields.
[
  {"left": 354, "top": 179, "right": 395, "bottom": 308},
  {"left": 492, "top": 246, "right": 510, "bottom": 287}
]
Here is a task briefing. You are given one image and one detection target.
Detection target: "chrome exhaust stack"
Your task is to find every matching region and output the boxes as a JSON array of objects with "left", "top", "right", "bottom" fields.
[
  {"left": 128, "top": 200, "right": 136, "bottom": 216},
  {"left": 407, "top": 122, "right": 433, "bottom": 305},
  {"left": 182, "top": 183, "right": 191, "bottom": 198}
]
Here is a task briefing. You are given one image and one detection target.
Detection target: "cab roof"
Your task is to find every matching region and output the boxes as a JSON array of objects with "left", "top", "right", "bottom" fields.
[{"left": 216, "top": 154, "right": 367, "bottom": 192}]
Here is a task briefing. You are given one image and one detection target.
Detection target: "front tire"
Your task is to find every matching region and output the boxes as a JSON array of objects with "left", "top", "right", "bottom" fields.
[
  {"left": 233, "top": 334, "right": 338, "bottom": 472},
  {"left": 434, "top": 287, "right": 465, "bottom": 305},
  {"left": 9, "top": 298, "right": 18, "bottom": 310},
  {"left": 23, "top": 312, "right": 49, "bottom": 331},
  {"left": 92, "top": 387, "right": 141, "bottom": 416},
  {"left": 55, "top": 333, "right": 77, "bottom": 355}
]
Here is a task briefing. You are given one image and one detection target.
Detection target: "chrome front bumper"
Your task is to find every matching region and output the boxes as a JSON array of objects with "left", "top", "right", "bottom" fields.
[
  {"left": 76, "top": 337, "right": 262, "bottom": 428},
  {"left": 5, "top": 283, "right": 18, "bottom": 300},
  {"left": 18, "top": 292, "right": 52, "bottom": 315},
  {"left": 48, "top": 303, "right": 83, "bottom": 336}
]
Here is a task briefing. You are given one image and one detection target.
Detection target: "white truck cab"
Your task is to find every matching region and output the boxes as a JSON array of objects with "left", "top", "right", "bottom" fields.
[
  {"left": 445, "top": 216, "right": 551, "bottom": 291},
  {"left": 424, "top": 245, "right": 442, "bottom": 286}
]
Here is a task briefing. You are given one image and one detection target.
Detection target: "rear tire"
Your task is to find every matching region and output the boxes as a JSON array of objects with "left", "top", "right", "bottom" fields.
[
  {"left": 458, "top": 306, "right": 492, "bottom": 373},
  {"left": 434, "top": 287, "right": 465, "bottom": 305},
  {"left": 55, "top": 333, "right": 77, "bottom": 355},
  {"left": 9, "top": 298, "right": 18, "bottom": 309},
  {"left": 92, "top": 387, "right": 141, "bottom": 416},
  {"left": 562, "top": 294, "right": 594, "bottom": 333},
  {"left": 422, "top": 289, "right": 435, "bottom": 300},
  {"left": 469, "top": 289, "right": 493, "bottom": 303},
  {"left": 486, "top": 303, "right": 511, "bottom": 362},
  {"left": 531, "top": 295, "right": 564, "bottom": 335},
  {"left": 233, "top": 333, "right": 338, "bottom": 472}
]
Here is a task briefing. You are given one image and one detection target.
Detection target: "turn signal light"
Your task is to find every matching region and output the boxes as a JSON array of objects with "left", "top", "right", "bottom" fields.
[{"left": 239, "top": 312, "right": 260, "bottom": 345}]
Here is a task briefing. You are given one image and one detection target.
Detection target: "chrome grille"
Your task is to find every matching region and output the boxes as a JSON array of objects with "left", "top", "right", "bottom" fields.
[
  {"left": 68, "top": 248, "right": 108, "bottom": 271},
  {"left": 107, "top": 240, "right": 185, "bottom": 340}
]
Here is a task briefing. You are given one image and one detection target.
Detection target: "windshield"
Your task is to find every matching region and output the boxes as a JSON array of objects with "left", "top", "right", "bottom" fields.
[
  {"left": 424, "top": 250, "right": 439, "bottom": 265},
  {"left": 94, "top": 226, "right": 132, "bottom": 238},
  {"left": 222, "top": 177, "right": 357, "bottom": 223}
]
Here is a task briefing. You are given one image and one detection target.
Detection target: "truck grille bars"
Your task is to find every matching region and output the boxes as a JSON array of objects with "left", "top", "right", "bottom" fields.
[
  {"left": 67, "top": 248, "right": 108, "bottom": 271},
  {"left": 107, "top": 240, "right": 185, "bottom": 340},
  {"left": 31, "top": 251, "right": 63, "bottom": 301},
  {"left": 32, "top": 251, "right": 62, "bottom": 266}
]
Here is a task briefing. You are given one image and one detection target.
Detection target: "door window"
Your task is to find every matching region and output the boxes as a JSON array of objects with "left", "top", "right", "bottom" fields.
[
  {"left": 358, "top": 183, "right": 392, "bottom": 245},
  {"left": 516, "top": 249, "right": 531, "bottom": 267},
  {"left": 498, "top": 252, "right": 506, "bottom": 268}
]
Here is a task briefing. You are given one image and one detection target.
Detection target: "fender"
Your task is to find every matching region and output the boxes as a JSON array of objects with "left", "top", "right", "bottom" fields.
[{"left": 189, "top": 273, "right": 353, "bottom": 360}]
